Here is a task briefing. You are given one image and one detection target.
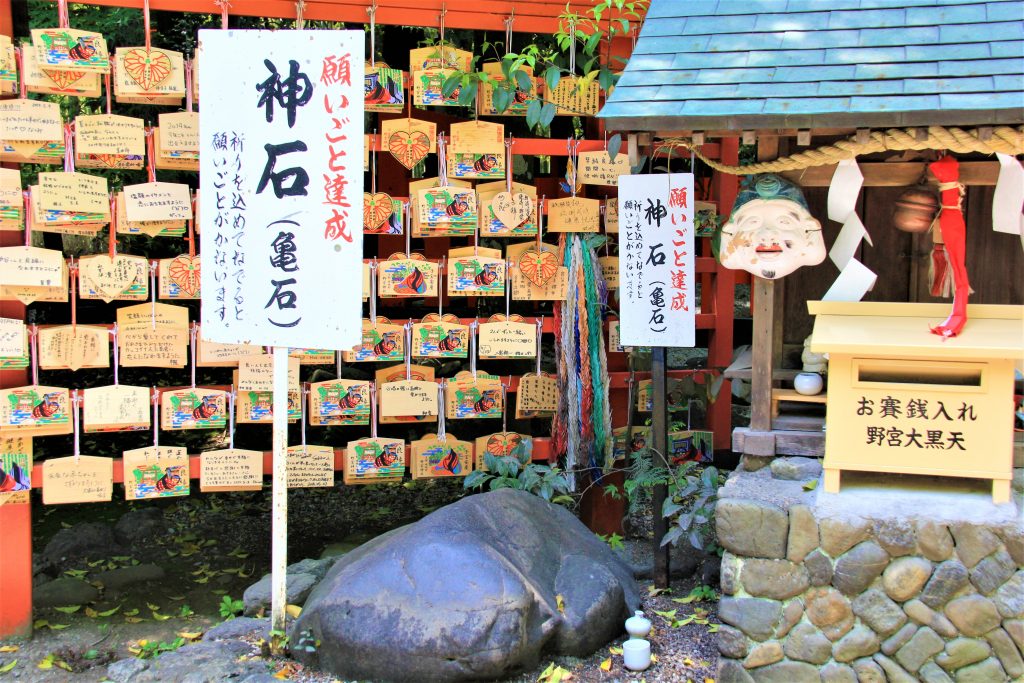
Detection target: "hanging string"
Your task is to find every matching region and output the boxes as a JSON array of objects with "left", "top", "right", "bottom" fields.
[
  {"left": 437, "top": 257, "right": 445, "bottom": 317},
  {"left": 370, "top": 130, "right": 377, "bottom": 194},
  {"left": 504, "top": 260, "right": 512, "bottom": 318},
  {"left": 334, "top": 350, "right": 341, "bottom": 380},
  {"left": 108, "top": 195, "right": 118, "bottom": 258},
  {"left": 72, "top": 390, "right": 80, "bottom": 461},
  {"left": 404, "top": 202, "right": 411, "bottom": 256},
  {"left": 57, "top": 0, "right": 70, "bottom": 28},
  {"left": 23, "top": 190, "right": 32, "bottom": 246},
  {"left": 185, "top": 59, "right": 194, "bottom": 112},
  {"left": 151, "top": 388, "right": 160, "bottom": 446},
  {"left": 501, "top": 381, "right": 508, "bottom": 433},
  {"left": 186, "top": 199, "right": 196, "bottom": 257},
  {"left": 567, "top": 17, "right": 577, "bottom": 76},
  {"left": 149, "top": 260, "right": 158, "bottom": 329},
  {"left": 503, "top": 10, "right": 514, "bottom": 55},
  {"left": 215, "top": 0, "right": 231, "bottom": 29},
  {"left": 535, "top": 316, "right": 543, "bottom": 375},
  {"left": 567, "top": 139, "right": 580, "bottom": 197},
  {"left": 63, "top": 123, "right": 75, "bottom": 173},
  {"left": 143, "top": 0, "right": 152, "bottom": 50},
  {"left": 404, "top": 322, "right": 412, "bottom": 379},
  {"left": 69, "top": 257, "right": 78, "bottom": 335},
  {"left": 14, "top": 47, "right": 26, "bottom": 99},
  {"left": 504, "top": 136, "right": 513, "bottom": 194},
  {"left": 189, "top": 322, "right": 197, "bottom": 387},
  {"left": 29, "top": 324, "right": 39, "bottom": 386},
  {"left": 295, "top": 0, "right": 306, "bottom": 29},
  {"left": 105, "top": 72, "right": 112, "bottom": 115},
  {"left": 367, "top": 1, "right": 377, "bottom": 68},
  {"left": 228, "top": 387, "right": 236, "bottom": 448},
  {"left": 537, "top": 195, "right": 544, "bottom": 250},
  {"left": 369, "top": 382, "right": 378, "bottom": 438},
  {"left": 469, "top": 320, "right": 477, "bottom": 379},
  {"left": 300, "top": 383, "right": 307, "bottom": 448},
  {"left": 436, "top": 381, "right": 446, "bottom": 441},
  {"left": 437, "top": 134, "right": 448, "bottom": 187},
  {"left": 110, "top": 324, "right": 119, "bottom": 385},
  {"left": 369, "top": 258, "right": 378, "bottom": 325},
  {"left": 145, "top": 128, "right": 157, "bottom": 183},
  {"left": 439, "top": 4, "right": 447, "bottom": 49}
]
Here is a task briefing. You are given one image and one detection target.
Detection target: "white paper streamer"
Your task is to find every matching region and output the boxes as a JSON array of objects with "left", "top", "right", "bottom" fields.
[
  {"left": 823, "top": 259, "right": 877, "bottom": 302},
  {"left": 993, "top": 153, "right": 1024, "bottom": 238},
  {"left": 825, "top": 158, "right": 873, "bottom": 301}
]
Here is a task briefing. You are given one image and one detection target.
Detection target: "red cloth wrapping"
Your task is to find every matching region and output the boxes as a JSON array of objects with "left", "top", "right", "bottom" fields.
[{"left": 928, "top": 156, "right": 970, "bottom": 337}]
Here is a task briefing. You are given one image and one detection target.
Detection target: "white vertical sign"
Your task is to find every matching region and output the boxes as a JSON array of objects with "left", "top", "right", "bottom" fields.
[
  {"left": 198, "top": 30, "right": 364, "bottom": 349},
  {"left": 618, "top": 173, "right": 695, "bottom": 347}
]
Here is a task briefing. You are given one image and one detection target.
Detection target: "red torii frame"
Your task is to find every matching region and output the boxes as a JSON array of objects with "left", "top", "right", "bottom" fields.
[{"left": 0, "top": 0, "right": 738, "bottom": 639}]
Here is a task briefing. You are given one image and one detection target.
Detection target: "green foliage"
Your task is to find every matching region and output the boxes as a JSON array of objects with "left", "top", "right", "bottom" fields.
[
  {"left": 463, "top": 449, "right": 573, "bottom": 506},
  {"left": 672, "top": 584, "right": 718, "bottom": 604},
  {"left": 659, "top": 462, "right": 723, "bottom": 553},
  {"left": 295, "top": 629, "right": 320, "bottom": 655},
  {"left": 218, "top": 595, "right": 244, "bottom": 620},
  {"left": 596, "top": 532, "right": 625, "bottom": 551},
  {"left": 133, "top": 639, "right": 185, "bottom": 660}
]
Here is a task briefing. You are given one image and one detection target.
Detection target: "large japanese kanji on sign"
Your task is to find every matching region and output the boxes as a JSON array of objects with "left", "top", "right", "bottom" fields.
[
  {"left": 198, "top": 30, "right": 364, "bottom": 348},
  {"left": 618, "top": 173, "right": 696, "bottom": 347}
]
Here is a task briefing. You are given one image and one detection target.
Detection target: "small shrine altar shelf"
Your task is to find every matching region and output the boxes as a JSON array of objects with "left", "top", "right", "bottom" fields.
[{"left": 809, "top": 301, "right": 1023, "bottom": 503}]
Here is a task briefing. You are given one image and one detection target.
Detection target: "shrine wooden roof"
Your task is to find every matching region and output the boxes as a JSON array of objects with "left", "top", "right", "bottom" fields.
[{"left": 600, "top": 0, "right": 1024, "bottom": 131}]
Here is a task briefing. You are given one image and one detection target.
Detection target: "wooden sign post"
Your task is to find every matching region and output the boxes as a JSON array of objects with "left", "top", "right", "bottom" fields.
[
  {"left": 199, "top": 29, "right": 365, "bottom": 636},
  {"left": 618, "top": 172, "right": 697, "bottom": 588}
]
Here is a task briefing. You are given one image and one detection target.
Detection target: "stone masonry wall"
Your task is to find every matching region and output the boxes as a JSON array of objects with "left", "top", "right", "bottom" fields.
[{"left": 714, "top": 460, "right": 1024, "bottom": 683}]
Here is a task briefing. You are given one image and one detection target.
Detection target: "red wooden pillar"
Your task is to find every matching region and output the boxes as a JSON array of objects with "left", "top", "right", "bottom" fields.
[
  {"left": 0, "top": 229, "right": 32, "bottom": 640},
  {"left": 709, "top": 138, "right": 740, "bottom": 451}
]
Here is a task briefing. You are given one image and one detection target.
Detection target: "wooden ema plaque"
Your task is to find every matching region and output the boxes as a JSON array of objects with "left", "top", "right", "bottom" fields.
[
  {"left": 82, "top": 384, "right": 150, "bottom": 432},
  {"left": 412, "top": 314, "right": 469, "bottom": 359},
  {"left": 411, "top": 433, "right": 471, "bottom": 480},
  {"left": 160, "top": 388, "right": 228, "bottom": 430},
  {"left": 344, "top": 318, "right": 404, "bottom": 363},
  {"left": 0, "top": 385, "right": 72, "bottom": 436},
  {"left": 286, "top": 445, "right": 334, "bottom": 489},
  {"left": 38, "top": 325, "right": 109, "bottom": 371},
  {"left": 309, "top": 379, "right": 370, "bottom": 426},
  {"left": 445, "top": 372, "right": 502, "bottom": 421},
  {"left": 376, "top": 365, "right": 436, "bottom": 425},
  {"left": 123, "top": 446, "right": 189, "bottom": 500},
  {"left": 233, "top": 369, "right": 301, "bottom": 424},
  {"left": 474, "top": 431, "right": 533, "bottom": 471},
  {"left": 516, "top": 373, "right": 558, "bottom": 419},
  {"left": 78, "top": 254, "right": 148, "bottom": 302},
  {"left": 446, "top": 254, "right": 506, "bottom": 298},
  {"left": 344, "top": 437, "right": 405, "bottom": 485},
  {"left": 42, "top": 455, "right": 112, "bottom": 504},
  {"left": 478, "top": 314, "right": 536, "bottom": 360},
  {"left": 0, "top": 433, "right": 32, "bottom": 506},
  {"left": 200, "top": 448, "right": 263, "bottom": 492}
]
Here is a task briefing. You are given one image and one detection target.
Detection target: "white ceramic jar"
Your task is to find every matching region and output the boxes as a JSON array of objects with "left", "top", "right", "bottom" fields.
[
  {"left": 625, "top": 610, "right": 651, "bottom": 640},
  {"left": 793, "top": 372, "right": 824, "bottom": 396},
  {"left": 622, "top": 638, "right": 652, "bottom": 671}
]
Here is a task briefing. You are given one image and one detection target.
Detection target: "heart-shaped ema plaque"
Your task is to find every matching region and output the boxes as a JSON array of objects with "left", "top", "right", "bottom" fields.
[
  {"left": 518, "top": 249, "right": 559, "bottom": 287},
  {"left": 485, "top": 431, "right": 525, "bottom": 458},
  {"left": 491, "top": 192, "right": 533, "bottom": 230},
  {"left": 121, "top": 48, "right": 173, "bottom": 91},
  {"left": 42, "top": 68, "right": 85, "bottom": 90},
  {"left": 167, "top": 255, "right": 200, "bottom": 297},
  {"left": 388, "top": 130, "right": 430, "bottom": 170},
  {"left": 78, "top": 254, "right": 147, "bottom": 303},
  {"left": 363, "top": 192, "right": 393, "bottom": 231}
]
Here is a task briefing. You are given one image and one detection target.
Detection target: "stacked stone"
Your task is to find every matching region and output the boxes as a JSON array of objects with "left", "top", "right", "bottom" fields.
[{"left": 716, "top": 497, "right": 1024, "bottom": 682}]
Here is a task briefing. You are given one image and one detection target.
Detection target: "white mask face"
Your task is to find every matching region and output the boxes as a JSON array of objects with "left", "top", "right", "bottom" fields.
[{"left": 719, "top": 198, "right": 826, "bottom": 279}]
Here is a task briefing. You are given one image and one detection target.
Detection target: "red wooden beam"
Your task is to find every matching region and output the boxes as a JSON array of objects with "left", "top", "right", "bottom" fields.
[{"left": 70, "top": 0, "right": 637, "bottom": 34}]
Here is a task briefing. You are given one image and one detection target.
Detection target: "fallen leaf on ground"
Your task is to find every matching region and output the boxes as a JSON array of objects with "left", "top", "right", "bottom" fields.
[
  {"left": 177, "top": 631, "right": 203, "bottom": 640},
  {"left": 608, "top": 646, "right": 623, "bottom": 655},
  {"left": 0, "top": 647, "right": 17, "bottom": 653},
  {"left": 555, "top": 594, "right": 565, "bottom": 615},
  {"left": 285, "top": 605, "right": 302, "bottom": 619},
  {"left": 803, "top": 479, "right": 818, "bottom": 491},
  {"left": 53, "top": 605, "right": 81, "bottom": 614},
  {"left": 599, "top": 658, "right": 611, "bottom": 671},
  {"left": 0, "top": 659, "right": 16, "bottom": 673},
  {"left": 152, "top": 612, "right": 172, "bottom": 621},
  {"left": 97, "top": 605, "right": 121, "bottom": 617}
]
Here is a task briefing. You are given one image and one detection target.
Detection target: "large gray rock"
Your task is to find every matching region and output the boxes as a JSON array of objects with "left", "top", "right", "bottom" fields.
[
  {"left": 917, "top": 522, "right": 955, "bottom": 562},
  {"left": 993, "top": 570, "right": 1024, "bottom": 618},
  {"left": 769, "top": 457, "right": 821, "bottom": 481},
  {"left": 290, "top": 490, "right": 639, "bottom": 682},
  {"left": 920, "top": 560, "right": 969, "bottom": 609},
  {"left": 719, "top": 598, "right": 782, "bottom": 642},
  {"left": 741, "top": 558, "right": 809, "bottom": 600},
  {"left": 949, "top": 525, "right": 1001, "bottom": 569},
  {"left": 33, "top": 577, "right": 100, "bottom": 607},
  {"left": 203, "top": 617, "right": 272, "bottom": 642},
  {"left": 716, "top": 498, "right": 788, "bottom": 559},
  {"left": 944, "top": 595, "right": 1001, "bottom": 637},
  {"left": 243, "top": 572, "right": 318, "bottom": 616},
  {"left": 968, "top": 549, "right": 1015, "bottom": 596},
  {"left": 819, "top": 516, "right": 870, "bottom": 556},
  {"left": 882, "top": 556, "right": 932, "bottom": 602},
  {"left": 874, "top": 519, "right": 916, "bottom": 557},
  {"left": 784, "top": 623, "right": 831, "bottom": 664},
  {"left": 42, "top": 522, "right": 118, "bottom": 565},
  {"left": 114, "top": 508, "right": 165, "bottom": 546},
  {"left": 93, "top": 564, "right": 165, "bottom": 591},
  {"left": 852, "top": 589, "right": 907, "bottom": 637},
  {"left": 105, "top": 640, "right": 266, "bottom": 682},
  {"left": 832, "top": 541, "right": 889, "bottom": 596}
]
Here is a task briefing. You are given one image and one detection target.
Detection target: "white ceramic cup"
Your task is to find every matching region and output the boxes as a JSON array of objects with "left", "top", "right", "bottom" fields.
[
  {"left": 622, "top": 638, "right": 651, "bottom": 671},
  {"left": 793, "top": 372, "right": 824, "bottom": 396}
]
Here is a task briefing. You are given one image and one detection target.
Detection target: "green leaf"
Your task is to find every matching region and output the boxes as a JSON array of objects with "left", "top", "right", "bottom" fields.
[
  {"left": 598, "top": 67, "right": 617, "bottom": 91},
  {"left": 526, "top": 99, "right": 542, "bottom": 129},
  {"left": 491, "top": 86, "right": 510, "bottom": 113},
  {"left": 463, "top": 470, "right": 489, "bottom": 489},
  {"left": 0, "top": 660, "right": 17, "bottom": 673},
  {"left": 660, "top": 526, "right": 683, "bottom": 547},
  {"left": 441, "top": 72, "right": 462, "bottom": 98},
  {"left": 607, "top": 133, "right": 622, "bottom": 163},
  {"left": 543, "top": 66, "right": 561, "bottom": 94},
  {"left": 585, "top": 31, "right": 602, "bottom": 55},
  {"left": 513, "top": 69, "right": 533, "bottom": 93},
  {"left": 540, "top": 102, "right": 557, "bottom": 128},
  {"left": 53, "top": 605, "right": 81, "bottom": 614},
  {"left": 661, "top": 498, "right": 683, "bottom": 518},
  {"left": 803, "top": 479, "right": 819, "bottom": 491}
]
